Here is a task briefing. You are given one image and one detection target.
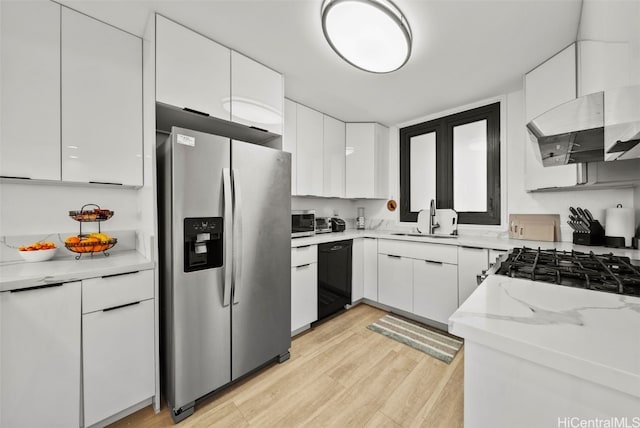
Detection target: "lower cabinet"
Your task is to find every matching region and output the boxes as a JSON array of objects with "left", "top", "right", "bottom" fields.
[
  {"left": 378, "top": 254, "right": 413, "bottom": 313},
  {"left": 351, "top": 238, "right": 364, "bottom": 302},
  {"left": 291, "top": 244, "right": 318, "bottom": 334},
  {"left": 0, "top": 281, "right": 81, "bottom": 428},
  {"left": 413, "top": 260, "right": 458, "bottom": 324},
  {"left": 363, "top": 237, "right": 378, "bottom": 300},
  {"left": 457, "top": 246, "right": 489, "bottom": 306},
  {"left": 81, "top": 270, "right": 155, "bottom": 427}
]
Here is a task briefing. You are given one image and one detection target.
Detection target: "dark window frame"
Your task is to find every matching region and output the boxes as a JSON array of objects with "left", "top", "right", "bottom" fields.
[{"left": 400, "top": 102, "right": 501, "bottom": 225}]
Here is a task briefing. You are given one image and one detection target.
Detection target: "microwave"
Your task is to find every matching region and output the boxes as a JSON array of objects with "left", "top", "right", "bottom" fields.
[{"left": 292, "top": 210, "right": 315, "bottom": 238}]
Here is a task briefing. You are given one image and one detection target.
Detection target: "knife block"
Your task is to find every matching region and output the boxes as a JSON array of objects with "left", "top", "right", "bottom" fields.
[{"left": 572, "top": 220, "right": 605, "bottom": 246}]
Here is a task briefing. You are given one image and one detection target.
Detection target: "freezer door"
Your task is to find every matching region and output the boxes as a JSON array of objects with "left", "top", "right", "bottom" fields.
[
  {"left": 231, "top": 140, "right": 291, "bottom": 380},
  {"left": 169, "top": 127, "right": 231, "bottom": 410}
]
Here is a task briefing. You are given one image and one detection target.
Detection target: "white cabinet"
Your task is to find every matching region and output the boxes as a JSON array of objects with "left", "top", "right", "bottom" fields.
[
  {"left": 578, "top": 41, "right": 633, "bottom": 96},
  {"left": 378, "top": 254, "right": 413, "bottom": 313},
  {"left": 155, "top": 15, "right": 230, "bottom": 121},
  {"left": 61, "top": 7, "right": 143, "bottom": 187},
  {"left": 323, "top": 115, "right": 346, "bottom": 197},
  {"left": 291, "top": 245, "right": 318, "bottom": 333},
  {"left": 413, "top": 259, "right": 458, "bottom": 324},
  {"left": 488, "top": 249, "right": 507, "bottom": 266},
  {"left": 363, "top": 237, "right": 378, "bottom": 301},
  {"left": 0, "top": 282, "right": 81, "bottom": 428},
  {"left": 231, "top": 51, "right": 283, "bottom": 135},
  {"left": 346, "top": 123, "right": 389, "bottom": 198},
  {"left": 82, "top": 270, "right": 155, "bottom": 427},
  {"left": 283, "top": 99, "right": 298, "bottom": 195},
  {"left": 296, "top": 104, "right": 324, "bottom": 196},
  {"left": 351, "top": 238, "right": 364, "bottom": 302},
  {"left": 0, "top": 1, "right": 61, "bottom": 181},
  {"left": 524, "top": 44, "right": 581, "bottom": 191},
  {"left": 457, "top": 246, "right": 489, "bottom": 306}
]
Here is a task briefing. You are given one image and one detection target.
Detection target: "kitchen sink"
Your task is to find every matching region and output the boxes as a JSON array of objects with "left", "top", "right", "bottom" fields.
[{"left": 391, "top": 233, "right": 458, "bottom": 239}]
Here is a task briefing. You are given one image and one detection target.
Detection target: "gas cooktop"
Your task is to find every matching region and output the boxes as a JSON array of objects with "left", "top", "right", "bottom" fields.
[{"left": 494, "top": 247, "right": 640, "bottom": 297}]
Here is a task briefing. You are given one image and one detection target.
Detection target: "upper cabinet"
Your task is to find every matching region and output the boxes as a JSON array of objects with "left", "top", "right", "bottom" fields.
[
  {"left": 296, "top": 104, "right": 324, "bottom": 196},
  {"left": 345, "top": 123, "right": 389, "bottom": 199},
  {"left": 155, "top": 15, "right": 230, "bottom": 121},
  {"left": 578, "top": 41, "right": 632, "bottom": 96},
  {"left": 1, "top": 1, "right": 61, "bottom": 181},
  {"left": 525, "top": 44, "right": 577, "bottom": 123},
  {"left": 61, "top": 7, "right": 143, "bottom": 187},
  {"left": 283, "top": 99, "right": 298, "bottom": 195},
  {"left": 231, "top": 51, "right": 283, "bottom": 135},
  {"left": 322, "top": 115, "right": 346, "bottom": 198}
]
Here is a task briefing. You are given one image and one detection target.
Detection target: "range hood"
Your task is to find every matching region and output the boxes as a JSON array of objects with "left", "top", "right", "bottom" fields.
[{"left": 526, "top": 85, "right": 640, "bottom": 166}]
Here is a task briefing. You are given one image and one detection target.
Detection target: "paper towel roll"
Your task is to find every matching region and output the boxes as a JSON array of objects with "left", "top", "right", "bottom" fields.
[{"left": 605, "top": 205, "right": 635, "bottom": 247}]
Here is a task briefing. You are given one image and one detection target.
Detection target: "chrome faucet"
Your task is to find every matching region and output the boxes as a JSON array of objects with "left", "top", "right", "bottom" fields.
[{"left": 429, "top": 199, "right": 440, "bottom": 235}]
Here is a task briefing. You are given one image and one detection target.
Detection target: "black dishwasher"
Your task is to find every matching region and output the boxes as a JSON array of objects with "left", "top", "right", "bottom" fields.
[{"left": 317, "top": 240, "right": 352, "bottom": 321}]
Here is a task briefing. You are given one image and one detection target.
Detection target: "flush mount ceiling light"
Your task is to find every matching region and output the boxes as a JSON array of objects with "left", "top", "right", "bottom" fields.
[{"left": 321, "top": 0, "right": 412, "bottom": 73}]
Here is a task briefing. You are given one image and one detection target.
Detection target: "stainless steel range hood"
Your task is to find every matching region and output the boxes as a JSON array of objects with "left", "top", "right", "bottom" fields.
[{"left": 526, "top": 85, "right": 640, "bottom": 166}]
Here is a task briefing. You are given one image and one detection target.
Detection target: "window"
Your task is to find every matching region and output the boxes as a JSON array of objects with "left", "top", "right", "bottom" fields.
[{"left": 400, "top": 102, "right": 500, "bottom": 225}]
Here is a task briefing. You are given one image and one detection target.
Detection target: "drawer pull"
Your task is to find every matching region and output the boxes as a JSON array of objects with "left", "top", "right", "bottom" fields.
[
  {"left": 103, "top": 301, "right": 140, "bottom": 312},
  {"left": 387, "top": 254, "right": 401, "bottom": 259},
  {"left": 89, "top": 181, "right": 123, "bottom": 186},
  {"left": 10, "top": 283, "right": 64, "bottom": 293},
  {"left": 102, "top": 271, "right": 140, "bottom": 279},
  {"left": 461, "top": 246, "right": 484, "bottom": 250},
  {"left": 295, "top": 263, "right": 312, "bottom": 269},
  {"left": 424, "top": 260, "right": 443, "bottom": 265},
  {"left": 295, "top": 245, "right": 312, "bottom": 249}
]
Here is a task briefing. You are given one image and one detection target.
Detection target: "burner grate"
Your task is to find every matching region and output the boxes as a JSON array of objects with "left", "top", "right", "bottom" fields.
[{"left": 495, "top": 247, "right": 640, "bottom": 297}]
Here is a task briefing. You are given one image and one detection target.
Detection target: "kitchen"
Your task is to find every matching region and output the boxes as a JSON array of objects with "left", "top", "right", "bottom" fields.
[{"left": 1, "top": 0, "right": 639, "bottom": 427}]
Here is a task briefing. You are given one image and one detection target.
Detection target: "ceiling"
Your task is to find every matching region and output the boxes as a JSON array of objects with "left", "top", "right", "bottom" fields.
[{"left": 58, "top": 0, "right": 582, "bottom": 126}]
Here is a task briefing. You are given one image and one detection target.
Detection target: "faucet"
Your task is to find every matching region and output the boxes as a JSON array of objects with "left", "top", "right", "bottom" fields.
[{"left": 429, "top": 199, "right": 440, "bottom": 235}]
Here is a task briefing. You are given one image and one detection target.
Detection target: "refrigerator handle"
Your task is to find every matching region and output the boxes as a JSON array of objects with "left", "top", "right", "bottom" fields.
[
  {"left": 222, "top": 168, "right": 232, "bottom": 307},
  {"left": 232, "top": 168, "right": 242, "bottom": 305}
]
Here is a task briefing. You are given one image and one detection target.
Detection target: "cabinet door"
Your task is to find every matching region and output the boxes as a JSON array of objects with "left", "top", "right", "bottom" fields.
[
  {"left": 0, "top": 282, "right": 81, "bottom": 428},
  {"left": 231, "top": 51, "right": 283, "bottom": 135},
  {"left": 323, "top": 115, "right": 346, "bottom": 197},
  {"left": 61, "top": 7, "right": 143, "bottom": 186},
  {"left": 363, "top": 237, "right": 378, "bottom": 300},
  {"left": 488, "top": 249, "right": 507, "bottom": 267},
  {"left": 156, "top": 15, "right": 230, "bottom": 120},
  {"left": 457, "top": 246, "right": 488, "bottom": 306},
  {"left": 83, "top": 299, "right": 155, "bottom": 427},
  {"left": 346, "top": 123, "right": 375, "bottom": 198},
  {"left": 378, "top": 254, "right": 412, "bottom": 312},
  {"left": 351, "top": 238, "right": 364, "bottom": 302},
  {"left": 291, "top": 263, "right": 318, "bottom": 333},
  {"left": 525, "top": 44, "right": 576, "bottom": 122},
  {"left": 1, "top": 1, "right": 60, "bottom": 180},
  {"left": 284, "top": 99, "right": 298, "bottom": 195},
  {"left": 296, "top": 104, "right": 324, "bottom": 196},
  {"left": 413, "top": 260, "right": 458, "bottom": 324}
]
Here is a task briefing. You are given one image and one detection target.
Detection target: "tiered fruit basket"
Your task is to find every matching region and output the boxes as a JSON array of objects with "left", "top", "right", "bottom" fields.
[{"left": 65, "top": 204, "right": 117, "bottom": 260}]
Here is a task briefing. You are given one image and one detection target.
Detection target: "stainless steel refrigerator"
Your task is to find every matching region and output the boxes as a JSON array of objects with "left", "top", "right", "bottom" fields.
[{"left": 157, "top": 126, "right": 291, "bottom": 423}]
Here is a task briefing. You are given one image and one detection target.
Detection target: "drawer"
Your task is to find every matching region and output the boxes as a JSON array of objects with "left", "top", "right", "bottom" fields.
[
  {"left": 82, "top": 270, "right": 154, "bottom": 314},
  {"left": 378, "top": 239, "right": 457, "bottom": 265},
  {"left": 291, "top": 244, "right": 317, "bottom": 267}
]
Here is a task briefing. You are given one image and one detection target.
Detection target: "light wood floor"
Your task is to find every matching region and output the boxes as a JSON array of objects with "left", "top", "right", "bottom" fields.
[{"left": 111, "top": 304, "right": 464, "bottom": 428}]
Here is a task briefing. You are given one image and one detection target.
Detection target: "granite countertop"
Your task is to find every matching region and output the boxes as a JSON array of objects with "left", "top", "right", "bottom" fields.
[
  {"left": 449, "top": 274, "right": 640, "bottom": 398},
  {"left": 291, "top": 229, "right": 640, "bottom": 260},
  {"left": 0, "top": 250, "right": 154, "bottom": 292}
]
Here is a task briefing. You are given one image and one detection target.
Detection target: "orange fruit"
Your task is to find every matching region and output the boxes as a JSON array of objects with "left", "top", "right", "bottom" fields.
[{"left": 65, "top": 236, "right": 81, "bottom": 244}]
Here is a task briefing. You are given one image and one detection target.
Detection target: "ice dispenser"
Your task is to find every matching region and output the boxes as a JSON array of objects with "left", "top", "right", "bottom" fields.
[{"left": 184, "top": 217, "right": 223, "bottom": 272}]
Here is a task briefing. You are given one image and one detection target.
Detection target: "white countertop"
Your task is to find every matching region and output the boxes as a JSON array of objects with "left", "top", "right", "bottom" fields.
[
  {"left": 292, "top": 229, "right": 640, "bottom": 260},
  {"left": 449, "top": 274, "right": 640, "bottom": 398},
  {"left": 0, "top": 250, "right": 154, "bottom": 292}
]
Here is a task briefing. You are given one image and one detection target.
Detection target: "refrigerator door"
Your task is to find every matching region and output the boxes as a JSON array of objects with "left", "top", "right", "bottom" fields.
[
  {"left": 231, "top": 140, "right": 291, "bottom": 380},
  {"left": 169, "top": 127, "right": 231, "bottom": 411}
]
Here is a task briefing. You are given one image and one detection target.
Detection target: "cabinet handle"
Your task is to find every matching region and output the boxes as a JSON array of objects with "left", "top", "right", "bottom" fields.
[
  {"left": 10, "top": 283, "right": 63, "bottom": 293},
  {"left": 249, "top": 126, "right": 268, "bottom": 133},
  {"left": 89, "top": 181, "right": 123, "bottom": 186},
  {"left": 461, "top": 246, "right": 484, "bottom": 250},
  {"left": 423, "top": 260, "right": 443, "bottom": 265},
  {"left": 1, "top": 175, "right": 31, "bottom": 180},
  {"left": 102, "top": 271, "right": 140, "bottom": 279},
  {"left": 183, "top": 107, "right": 209, "bottom": 117},
  {"left": 103, "top": 301, "right": 140, "bottom": 312},
  {"left": 295, "top": 263, "right": 312, "bottom": 269},
  {"left": 387, "top": 254, "right": 401, "bottom": 259},
  {"left": 296, "top": 245, "right": 312, "bottom": 249}
]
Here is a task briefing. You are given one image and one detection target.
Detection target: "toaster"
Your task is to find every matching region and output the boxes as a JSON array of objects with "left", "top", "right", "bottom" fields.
[
  {"left": 315, "top": 217, "right": 332, "bottom": 234},
  {"left": 331, "top": 218, "right": 346, "bottom": 232}
]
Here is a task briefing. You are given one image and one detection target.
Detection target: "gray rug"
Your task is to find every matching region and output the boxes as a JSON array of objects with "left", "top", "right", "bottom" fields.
[{"left": 367, "top": 313, "right": 463, "bottom": 364}]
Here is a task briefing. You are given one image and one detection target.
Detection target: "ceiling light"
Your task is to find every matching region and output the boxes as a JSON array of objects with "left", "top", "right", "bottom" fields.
[{"left": 321, "top": 0, "right": 412, "bottom": 73}]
